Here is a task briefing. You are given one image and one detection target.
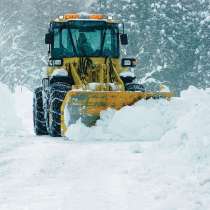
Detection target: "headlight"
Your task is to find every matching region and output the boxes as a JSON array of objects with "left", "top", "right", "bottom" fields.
[
  {"left": 48, "top": 58, "right": 63, "bottom": 67},
  {"left": 121, "top": 58, "right": 137, "bottom": 67}
]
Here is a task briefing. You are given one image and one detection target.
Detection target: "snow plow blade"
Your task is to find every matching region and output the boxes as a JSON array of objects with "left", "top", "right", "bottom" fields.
[{"left": 61, "top": 90, "right": 172, "bottom": 136}]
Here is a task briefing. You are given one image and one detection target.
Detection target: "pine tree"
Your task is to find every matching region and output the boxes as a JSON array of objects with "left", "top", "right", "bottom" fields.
[
  {"left": 0, "top": 0, "right": 88, "bottom": 91},
  {"left": 90, "top": 0, "right": 210, "bottom": 94}
]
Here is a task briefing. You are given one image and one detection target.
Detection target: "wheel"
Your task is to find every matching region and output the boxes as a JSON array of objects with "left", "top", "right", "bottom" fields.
[
  {"left": 33, "top": 87, "right": 48, "bottom": 135},
  {"left": 47, "top": 82, "right": 71, "bottom": 137}
]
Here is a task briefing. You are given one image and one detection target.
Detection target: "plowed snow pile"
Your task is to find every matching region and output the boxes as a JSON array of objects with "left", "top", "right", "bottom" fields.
[
  {"left": 0, "top": 83, "right": 22, "bottom": 136},
  {"left": 65, "top": 87, "right": 210, "bottom": 209},
  {"left": 14, "top": 86, "right": 33, "bottom": 134},
  {"left": 66, "top": 86, "right": 210, "bottom": 142},
  {"left": 0, "top": 83, "right": 33, "bottom": 136}
]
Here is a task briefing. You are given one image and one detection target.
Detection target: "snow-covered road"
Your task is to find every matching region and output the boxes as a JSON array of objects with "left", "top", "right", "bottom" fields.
[
  {"left": 0, "top": 83, "right": 210, "bottom": 210},
  {"left": 0, "top": 135, "right": 210, "bottom": 210},
  {"left": 0, "top": 135, "right": 151, "bottom": 210}
]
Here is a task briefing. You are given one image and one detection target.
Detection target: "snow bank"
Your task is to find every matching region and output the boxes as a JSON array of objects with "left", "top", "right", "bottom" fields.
[
  {"left": 0, "top": 83, "right": 33, "bottom": 136},
  {"left": 0, "top": 83, "right": 23, "bottom": 136},
  {"left": 65, "top": 86, "right": 210, "bottom": 209},
  {"left": 14, "top": 86, "right": 33, "bottom": 134},
  {"left": 66, "top": 86, "right": 210, "bottom": 143}
]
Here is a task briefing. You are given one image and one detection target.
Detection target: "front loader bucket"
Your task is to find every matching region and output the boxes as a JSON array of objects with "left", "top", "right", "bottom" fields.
[{"left": 60, "top": 90, "right": 172, "bottom": 136}]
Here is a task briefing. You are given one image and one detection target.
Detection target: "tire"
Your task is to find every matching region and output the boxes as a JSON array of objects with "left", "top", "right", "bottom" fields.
[
  {"left": 33, "top": 87, "right": 48, "bottom": 135},
  {"left": 47, "top": 82, "right": 70, "bottom": 137}
]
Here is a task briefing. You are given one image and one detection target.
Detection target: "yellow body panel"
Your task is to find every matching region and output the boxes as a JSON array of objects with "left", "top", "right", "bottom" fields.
[
  {"left": 47, "top": 57, "right": 122, "bottom": 77},
  {"left": 47, "top": 57, "right": 125, "bottom": 91}
]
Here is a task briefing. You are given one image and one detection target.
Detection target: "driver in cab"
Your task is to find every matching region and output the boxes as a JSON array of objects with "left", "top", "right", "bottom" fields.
[{"left": 78, "top": 33, "right": 94, "bottom": 55}]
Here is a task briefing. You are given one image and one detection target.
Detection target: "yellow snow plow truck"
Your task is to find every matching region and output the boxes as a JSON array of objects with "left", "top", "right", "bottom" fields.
[{"left": 33, "top": 13, "right": 172, "bottom": 137}]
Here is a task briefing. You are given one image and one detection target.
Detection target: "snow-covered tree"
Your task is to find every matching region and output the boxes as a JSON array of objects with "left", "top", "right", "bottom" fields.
[
  {"left": 90, "top": 0, "right": 210, "bottom": 94},
  {"left": 0, "top": 0, "right": 93, "bottom": 91}
]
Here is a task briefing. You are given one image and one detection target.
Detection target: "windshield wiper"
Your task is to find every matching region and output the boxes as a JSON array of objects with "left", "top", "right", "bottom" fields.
[
  {"left": 67, "top": 28, "right": 78, "bottom": 56},
  {"left": 100, "top": 29, "right": 107, "bottom": 55}
]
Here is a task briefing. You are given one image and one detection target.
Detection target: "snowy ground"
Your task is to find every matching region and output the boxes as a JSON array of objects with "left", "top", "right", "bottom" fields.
[{"left": 0, "top": 83, "right": 210, "bottom": 210}]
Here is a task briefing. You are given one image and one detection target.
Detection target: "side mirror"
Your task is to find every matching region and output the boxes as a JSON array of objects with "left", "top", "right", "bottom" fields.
[
  {"left": 45, "top": 32, "right": 53, "bottom": 44},
  {"left": 121, "top": 58, "right": 137, "bottom": 67},
  {"left": 42, "top": 78, "right": 49, "bottom": 90},
  {"left": 120, "top": 34, "right": 128, "bottom": 45}
]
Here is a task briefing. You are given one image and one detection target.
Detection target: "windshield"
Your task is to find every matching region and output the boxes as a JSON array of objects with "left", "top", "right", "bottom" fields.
[{"left": 51, "top": 21, "right": 119, "bottom": 58}]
